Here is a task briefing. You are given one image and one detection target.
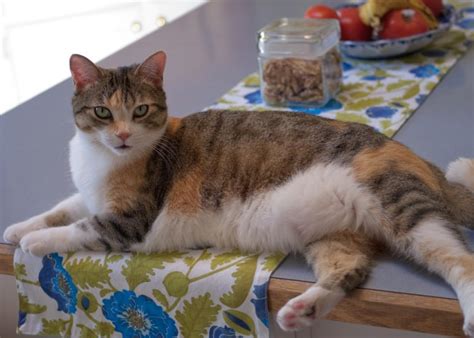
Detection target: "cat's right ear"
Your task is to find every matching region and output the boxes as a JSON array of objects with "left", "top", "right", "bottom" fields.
[{"left": 69, "top": 54, "right": 101, "bottom": 92}]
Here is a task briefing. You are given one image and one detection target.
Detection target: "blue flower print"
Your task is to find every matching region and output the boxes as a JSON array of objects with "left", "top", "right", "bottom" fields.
[
  {"left": 39, "top": 253, "right": 77, "bottom": 314},
  {"left": 416, "top": 94, "right": 428, "bottom": 105},
  {"left": 244, "top": 90, "right": 262, "bottom": 104},
  {"left": 18, "top": 311, "right": 26, "bottom": 327},
  {"left": 209, "top": 325, "right": 241, "bottom": 338},
  {"left": 288, "top": 98, "right": 343, "bottom": 115},
  {"left": 457, "top": 18, "right": 474, "bottom": 30},
  {"left": 103, "top": 290, "right": 178, "bottom": 338},
  {"left": 409, "top": 64, "right": 439, "bottom": 78},
  {"left": 342, "top": 61, "right": 354, "bottom": 72},
  {"left": 361, "top": 75, "right": 385, "bottom": 81},
  {"left": 366, "top": 106, "right": 397, "bottom": 118},
  {"left": 250, "top": 283, "right": 269, "bottom": 327}
]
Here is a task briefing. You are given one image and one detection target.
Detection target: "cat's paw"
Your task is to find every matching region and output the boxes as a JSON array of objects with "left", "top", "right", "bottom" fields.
[
  {"left": 276, "top": 286, "right": 344, "bottom": 331},
  {"left": 464, "top": 315, "right": 474, "bottom": 337},
  {"left": 3, "top": 217, "right": 46, "bottom": 244},
  {"left": 20, "top": 229, "right": 58, "bottom": 256}
]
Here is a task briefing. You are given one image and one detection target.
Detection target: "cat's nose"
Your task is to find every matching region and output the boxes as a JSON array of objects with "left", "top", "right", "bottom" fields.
[{"left": 116, "top": 131, "right": 131, "bottom": 142}]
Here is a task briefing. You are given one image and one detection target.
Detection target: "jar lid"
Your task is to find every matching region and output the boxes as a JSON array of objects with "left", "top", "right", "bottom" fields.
[{"left": 258, "top": 18, "right": 340, "bottom": 57}]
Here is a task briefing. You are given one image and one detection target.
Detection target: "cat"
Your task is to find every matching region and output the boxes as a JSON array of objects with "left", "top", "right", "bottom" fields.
[{"left": 3, "top": 51, "right": 474, "bottom": 336}]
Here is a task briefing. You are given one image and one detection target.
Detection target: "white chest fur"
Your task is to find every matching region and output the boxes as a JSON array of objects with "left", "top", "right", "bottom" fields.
[{"left": 69, "top": 134, "right": 115, "bottom": 214}]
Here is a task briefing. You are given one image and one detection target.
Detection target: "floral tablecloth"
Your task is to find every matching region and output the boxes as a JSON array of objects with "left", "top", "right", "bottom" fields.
[
  {"left": 15, "top": 249, "right": 284, "bottom": 337},
  {"left": 210, "top": 3, "right": 474, "bottom": 137}
]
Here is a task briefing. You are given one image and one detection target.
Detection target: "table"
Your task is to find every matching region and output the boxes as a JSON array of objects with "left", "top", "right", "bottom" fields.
[{"left": 1, "top": 0, "right": 473, "bottom": 336}]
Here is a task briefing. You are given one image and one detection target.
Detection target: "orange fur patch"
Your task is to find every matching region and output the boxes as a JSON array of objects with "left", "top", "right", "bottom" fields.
[
  {"left": 106, "top": 155, "right": 149, "bottom": 212},
  {"left": 352, "top": 142, "right": 441, "bottom": 191},
  {"left": 108, "top": 90, "right": 123, "bottom": 107},
  {"left": 167, "top": 117, "right": 182, "bottom": 135},
  {"left": 166, "top": 169, "right": 203, "bottom": 215},
  {"left": 45, "top": 211, "right": 71, "bottom": 227}
]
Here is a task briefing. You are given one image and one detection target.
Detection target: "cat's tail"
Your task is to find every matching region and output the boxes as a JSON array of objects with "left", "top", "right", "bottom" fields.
[{"left": 445, "top": 158, "right": 474, "bottom": 229}]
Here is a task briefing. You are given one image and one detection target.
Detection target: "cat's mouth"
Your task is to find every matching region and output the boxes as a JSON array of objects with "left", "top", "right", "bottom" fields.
[{"left": 115, "top": 145, "right": 131, "bottom": 150}]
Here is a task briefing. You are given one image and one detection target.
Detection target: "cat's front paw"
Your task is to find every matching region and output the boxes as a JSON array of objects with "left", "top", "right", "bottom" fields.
[
  {"left": 20, "top": 229, "right": 57, "bottom": 256},
  {"left": 3, "top": 217, "right": 46, "bottom": 244}
]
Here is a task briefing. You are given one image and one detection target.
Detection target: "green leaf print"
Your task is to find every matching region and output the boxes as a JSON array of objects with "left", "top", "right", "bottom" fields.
[
  {"left": 175, "top": 293, "right": 221, "bottom": 338},
  {"left": 65, "top": 257, "right": 112, "bottom": 289},
  {"left": 262, "top": 253, "right": 285, "bottom": 272},
  {"left": 340, "top": 82, "right": 364, "bottom": 92},
  {"left": 77, "top": 291, "right": 99, "bottom": 313},
  {"left": 348, "top": 91, "right": 370, "bottom": 99},
  {"left": 386, "top": 80, "right": 415, "bottom": 92},
  {"left": 380, "top": 119, "right": 392, "bottom": 131},
  {"left": 40, "top": 318, "right": 69, "bottom": 335},
  {"left": 163, "top": 271, "right": 191, "bottom": 298},
  {"left": 374, "top": 69, "right": 390, "bottom": 77},
  {"left": 220, "top": 256, "right": 258, "bottom": 308},
  {"left": 210, "top": 251, "right": 242, "bottom": 270},
  {"left": 78, "top": 324, "right": 98, "bottom": 338},
  {"left": 345, "top": 97, "right": 384, "bottom": 111},
  {"left": 99, "top": 289, "right": 114, "bottom": 297},
  {"left": 95, "top": 322, "right": 115, "bottom": 337},
  {"left": 223, "top": 310, "right": 257, "bottom": 337},
  {"left": 183, "top": 256, "right": 196, "bottom": 267},
  {"left": 152, "top": 289, "right": 170, "bottom": 309},
  {"left": 402, "top": 84, "right": 420, "bottom": 100},
  {"left": 106, "top": 254, "right": 123, "bottom": 263},
  {"left": 122, "top": 252, "right": 185, "bottom": 290},
  {"left": 335, "top": 112, "right": 370, "bottom": 125},
  {"left": 15, "top": 263, "right": 27, "bottom": 278},
  {"left": 425, "top": 81, "right": 437, "bottom": 91},
  {"left": 243, "top": 73, "right": 260, "bottom": 87},
  {"left": 19, "top": 294, "right": 46, "bottom": 314}
]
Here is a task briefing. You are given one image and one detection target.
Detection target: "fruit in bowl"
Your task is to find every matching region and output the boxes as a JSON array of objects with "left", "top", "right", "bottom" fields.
[
  {"left": 304, "top": 0, "right": 454, "bottom": 58},
  {"left": 379, "top": 8, "right": 430, "bottom": 39}
]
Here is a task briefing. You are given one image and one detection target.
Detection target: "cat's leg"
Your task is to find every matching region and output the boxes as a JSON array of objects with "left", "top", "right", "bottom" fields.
[
  {"left": 19, "top": 211, "right": 148, "bottom": 255},
  {"left": 277, "top": 232, "right": 377, "bottom": 331},
  {"left": 3, "top": 193, "right": 89, "bottom": 244},
  {"left": 398, "top": 217, "right": 474, "bottom": 337}
]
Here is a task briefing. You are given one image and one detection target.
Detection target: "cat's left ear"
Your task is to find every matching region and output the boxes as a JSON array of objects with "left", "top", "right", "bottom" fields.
[{"left": 136, "top": 51, "right": 166, "bottom": 87}]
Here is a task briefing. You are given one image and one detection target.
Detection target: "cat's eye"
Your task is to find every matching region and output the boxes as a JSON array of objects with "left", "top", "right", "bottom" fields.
[
  {"left": 94, "top": 106, "right": 112, "bottom": 119},
  {"left": 133, "top": 104, "right": 149, "bottom": 118}
]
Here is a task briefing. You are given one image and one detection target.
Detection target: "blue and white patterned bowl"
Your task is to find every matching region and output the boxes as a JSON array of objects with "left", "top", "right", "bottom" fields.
[{"left": 340, "top": 4, "right": 456, "bottom": 59}]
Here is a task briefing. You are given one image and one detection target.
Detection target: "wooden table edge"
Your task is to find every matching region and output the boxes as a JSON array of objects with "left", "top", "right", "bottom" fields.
[{"left": 0, "top": 243, "right": 463, "bottom": 336}]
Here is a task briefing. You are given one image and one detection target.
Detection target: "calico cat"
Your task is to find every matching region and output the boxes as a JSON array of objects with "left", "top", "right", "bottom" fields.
[{"left": 4, "top": 51, "right": 474, "bottom": 335}]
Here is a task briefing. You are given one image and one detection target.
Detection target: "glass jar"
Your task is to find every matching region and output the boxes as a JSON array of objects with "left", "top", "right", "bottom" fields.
[{"left": 257, "top": 18, "right": 342, "bottom": 108}]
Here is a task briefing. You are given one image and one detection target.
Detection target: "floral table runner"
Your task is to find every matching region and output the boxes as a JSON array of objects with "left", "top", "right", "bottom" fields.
[
  {"left": 14, "top": 249, "right": 284, "bottom": 337},
  {"left": 209, "top": 2, "right": 474, "bottom": 137}
]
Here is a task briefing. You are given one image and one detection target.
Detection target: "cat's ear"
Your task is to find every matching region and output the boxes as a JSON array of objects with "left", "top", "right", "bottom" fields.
[
  {"left": 69, "top": 54, "right": 101, "bottom": 92},
  {"left": 135, "top": 51, "right": 166, "bottom": 87}
]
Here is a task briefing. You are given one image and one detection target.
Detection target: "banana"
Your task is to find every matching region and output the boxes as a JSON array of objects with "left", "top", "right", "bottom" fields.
[{"left": 359, "top": 0, "right": 438, "bottom": 30}]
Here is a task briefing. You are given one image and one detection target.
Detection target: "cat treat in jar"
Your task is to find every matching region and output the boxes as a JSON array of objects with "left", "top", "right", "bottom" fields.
[{"left": 257, "top": 18, "right": 342, "bottom": 108}]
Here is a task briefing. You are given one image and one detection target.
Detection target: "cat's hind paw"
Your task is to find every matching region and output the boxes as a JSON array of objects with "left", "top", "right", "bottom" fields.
[
  {"left": 464, "top": 316, "right": 474, "bottom": 338},
  {"left": 276, "top": 286, "right": 345, "bottom": 331},
  {"left": 3, "top": 217, "right": 46, "bottom": 244}
]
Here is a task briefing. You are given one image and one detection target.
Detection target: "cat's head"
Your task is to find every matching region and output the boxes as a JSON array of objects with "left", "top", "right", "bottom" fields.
[{"left": 70, "top": 51, "right": 167, "bottom": 156}]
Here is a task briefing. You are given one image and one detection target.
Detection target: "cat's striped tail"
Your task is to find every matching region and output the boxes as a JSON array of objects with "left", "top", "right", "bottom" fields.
[{"left": 446, "top": 158, "right": 474, "bottom": 229}]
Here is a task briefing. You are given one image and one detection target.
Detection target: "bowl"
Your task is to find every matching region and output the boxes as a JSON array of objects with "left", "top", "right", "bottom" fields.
[{"left": 339, "top": 4, "right": 456, "bottom": 59}]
